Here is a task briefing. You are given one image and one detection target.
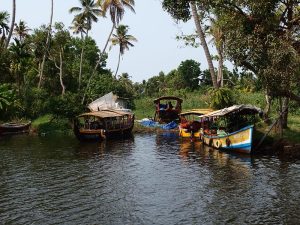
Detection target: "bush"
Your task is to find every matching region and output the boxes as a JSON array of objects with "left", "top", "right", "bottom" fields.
[
  {"left": 46, "top": 92, "right": 85, "bottom": 119},
  {"left": 208, "top": 87, "right": 238, "bottom": 109}
]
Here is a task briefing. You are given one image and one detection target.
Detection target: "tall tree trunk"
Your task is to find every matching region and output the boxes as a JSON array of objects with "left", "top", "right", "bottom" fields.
[
  {"left": 38, "top": 0, "right": 53, "bottom": 88},
  {"left": 102, "top": 23, "right": 115, "bottom": 55},
  {"left": 264, "top": 89, "right": 272, "bottom": 122},
  {"left": 59, "top": 49, "right": 65, "bottom": 96},
  {"left": 5, "top": 0, "right": 16, "bottom": 49},
  {"left": 78, "top": 46, "right": 84, "bottom": 90},
  {"left": 216, "top": 44, "right": 224, "bottom": 87},
  {"left": 114, "top": 51, "right": 121, "bottom": 78},
  {"left": 78, "top": 31, "right": 85, "bottom": 91},
  {"left": 282, "top": 97, "right": 289, "bottom": 129},
  {"left": 190, "top": 2, "right": 218, "bottom": 89},
  {"left": 81, "top": 23, "right": 115, "bottom": 104},
  {"left": 278, "top": 97, "right": 283, "bottom": 138}
]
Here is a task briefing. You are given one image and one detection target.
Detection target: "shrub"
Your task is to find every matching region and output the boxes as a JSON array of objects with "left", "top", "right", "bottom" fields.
[{"left": 208, "top": 87, "right": 238, "bottom": 109}]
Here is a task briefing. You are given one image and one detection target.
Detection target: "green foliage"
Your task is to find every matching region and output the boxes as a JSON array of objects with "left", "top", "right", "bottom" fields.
[
  {"left": 208, "top": 87, "right": 238, "bottom": 109},
  {"left": 177, "top": 59, "right": 201, "bottom": 90},
  {"left": 0, "top": 83, "right": 22, "bottom": 120},
  {"left": 33, "top": 116, "right": 72, "bottom": 135},
  {"left": 46, "top": 92, "right": 85, "bottom": 119},
  {"left": 162, "top": 0, "right": 191, "bottom": 22},
  {"left": 0, "top": 83, "right": 13, "bottom": 110}
]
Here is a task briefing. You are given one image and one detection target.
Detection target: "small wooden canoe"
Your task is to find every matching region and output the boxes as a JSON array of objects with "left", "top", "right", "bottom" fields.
[{"left": 0, "top": 121, "right": 31, "bottom": 135}]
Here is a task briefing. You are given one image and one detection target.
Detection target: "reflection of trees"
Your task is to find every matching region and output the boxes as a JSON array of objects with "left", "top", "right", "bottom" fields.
[{"left": 75, "top": 135, "right": 135, "bottom": 159}]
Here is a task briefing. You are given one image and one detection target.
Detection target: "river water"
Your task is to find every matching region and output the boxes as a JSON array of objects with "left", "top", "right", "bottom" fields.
[{"left": 0, "top": 132, "right": 299, "bottom": 225}]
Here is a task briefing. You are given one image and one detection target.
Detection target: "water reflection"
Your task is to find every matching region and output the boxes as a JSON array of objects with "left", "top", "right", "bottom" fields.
[{"left": 74, "top": 136, "right": 135, "bottom": 159}]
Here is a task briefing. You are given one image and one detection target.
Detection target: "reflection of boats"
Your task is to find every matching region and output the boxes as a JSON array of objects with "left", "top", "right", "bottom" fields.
[
  {"left": 153, "top": 96, "right": 183, "bottom": 123},
  {"left": 73, "top": 110, "right": 134, "bottom": 141},
  {"left": 179, "top": 109, "right": 213, "bottom": 139},
  {"left": 0, "top": 121, "right": 31, "bottom": 135},
  {"left": 200, "top": 105, "right": 263, "bottom": 154}
]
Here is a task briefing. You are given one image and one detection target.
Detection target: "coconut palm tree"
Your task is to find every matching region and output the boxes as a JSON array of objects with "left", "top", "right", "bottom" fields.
[
  {"left": 110, "top": 24, "right": 137, "bottom": 78},
  {"left": 70, "top": 15, "right": 87, "bottom": 39},
  {"left": 70, "top": 16, "right": 88, "bottom": 90},
  {"left": 190, "top": 2, "right": 218, "bottom": 89},
  {"left": 69, "top": 0, "right": 102, "bottom": 36},
  {"left": 81, "top": 0, "right": 135, "bottom": 103},
  {"left": 13, "top": 20, "right": 31, "bottom": 43},
  {"left": 5, "top": 0, "right": 16, "bottom": 49},
  {"left": 0, "top": 11, "right": 10, "bottom": 49},
  {"left": 69, "top": 0, "right": 101, "bottom": 90},
  {"left": 98, "top": 0, "right": 135, "bottom": 53}
]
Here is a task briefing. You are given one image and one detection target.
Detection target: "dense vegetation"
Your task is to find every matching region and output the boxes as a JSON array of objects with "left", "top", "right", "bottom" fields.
[{"left": 0, "top": 0, "right": 299, "bottom": 141}]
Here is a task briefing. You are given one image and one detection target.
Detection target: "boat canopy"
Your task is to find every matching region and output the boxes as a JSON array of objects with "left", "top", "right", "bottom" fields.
[
  {"left": 88, "top": 92, "right": 130, "bottom": 112},
  {"left": 77, "top": 110, "right": 133, "bottom": 119},
  {"left": 153, "top": 96, "right": 183, "bottom": 104},
  {"left": 180, "top": 109, "right": 213, "bottom": 116},
  {"left": 199, "top": 104, "right": 263, "bottom": 118}
]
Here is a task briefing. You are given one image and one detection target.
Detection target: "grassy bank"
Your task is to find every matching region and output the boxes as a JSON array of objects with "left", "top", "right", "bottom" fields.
[
  {"left": 133, "top": 90, "right": 300, "bottom": 144},
  {"left": 31, "top": 114, "right": 73, "bottom": 135}
]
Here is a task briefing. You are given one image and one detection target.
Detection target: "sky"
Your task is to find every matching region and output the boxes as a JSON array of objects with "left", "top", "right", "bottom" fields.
[{"left": 1, "top": 0, "right": 213, "bottom": 83}]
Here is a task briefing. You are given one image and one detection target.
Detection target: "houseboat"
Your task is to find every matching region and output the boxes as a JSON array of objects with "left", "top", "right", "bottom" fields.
[{"left": 73, "top": 110, "right": 134, "bottom": 141}]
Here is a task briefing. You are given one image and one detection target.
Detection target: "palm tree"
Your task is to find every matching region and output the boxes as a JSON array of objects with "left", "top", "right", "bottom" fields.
[
  {"left": 81, "top": 0, "right": 135, "bottom": 103},
  {"left": 110, "top": 24, "right": 137, "bottom": 78},
  {"left": 0, "top": 11, "right": 10, "bottom": 49},
  {"left": 13, "top": 20, "right": 31, "bottom": 43},
  {"left": 69, "top": 15, "right": 87, "bottom": 39},
  {"left": 5, "top": 0, "right": 16, "bottom": 49},
  {"left": 69, "top": 0, "right": 101, "bottom": 90},
  {"left": 98, "top": 0, "right": 135, "bottom": 54},
  {"left": 69, "top": 0, "right": 102, "bottom": 36},
  {"left": 190, "top": 2, "right": 218, "bottom": 89},
  {"left": 70, "top": 16, "right": 88, "bottom": 90}
]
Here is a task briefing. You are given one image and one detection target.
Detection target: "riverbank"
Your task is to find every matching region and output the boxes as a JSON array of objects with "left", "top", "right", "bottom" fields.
[{"left": 27, "top": 116, "right": 300, "bottom": 159}]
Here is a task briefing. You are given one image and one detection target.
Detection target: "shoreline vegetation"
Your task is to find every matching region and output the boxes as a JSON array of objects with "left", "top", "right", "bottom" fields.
[{"left": 26, "top": 90, "right": 300, "bottom": 158}]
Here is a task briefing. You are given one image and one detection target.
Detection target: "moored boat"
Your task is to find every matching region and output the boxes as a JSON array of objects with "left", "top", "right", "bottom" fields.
[
  {"left": 153, "top": 96, "right": 183, "bottom": 123},
  {"left": 0, "top": 121, "right": 31, "bottom": 135},
  {"left": 200, "top": 105, "right": 263, "bottom": 154},
  {"left": 179, "top": 109, "right": 213, "bottom": 139},
  {"left": 73, "top": 110, "right": 134, "bottom": 141}
]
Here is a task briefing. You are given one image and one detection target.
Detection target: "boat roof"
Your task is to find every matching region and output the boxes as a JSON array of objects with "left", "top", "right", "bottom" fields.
[
  {"left": 77, "top": 109, "right": 133, "bottom": 118},
  {"left": 153, "top": 96, "right": 183, "bottom": 103},
  {"left": 180, "top": 108, "right": 213, "bottom": 116},
  {"left": 199, "top": 104, "right": 263, "bottom": 118}
]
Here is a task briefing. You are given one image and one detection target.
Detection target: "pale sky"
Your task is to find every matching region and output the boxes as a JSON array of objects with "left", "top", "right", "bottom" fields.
[{"left": 1, "top": 0, "right": 213, "bottom": 82}]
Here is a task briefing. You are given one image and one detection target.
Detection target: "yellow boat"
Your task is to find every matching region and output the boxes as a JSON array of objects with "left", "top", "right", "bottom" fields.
[{"left": 179, "top": 109, "right": 213, "bottom": 139}]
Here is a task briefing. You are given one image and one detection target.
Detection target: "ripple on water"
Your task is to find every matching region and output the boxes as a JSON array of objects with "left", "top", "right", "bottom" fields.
[{"left": 0, "top": 134, "right": 299, "bottom": 224}]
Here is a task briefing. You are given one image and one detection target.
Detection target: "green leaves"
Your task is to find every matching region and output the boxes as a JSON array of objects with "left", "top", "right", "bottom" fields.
[
  {"left": 0, "top": 84, "right": 13, "bottom": 110},
  {"left": 208, "top": 87, "right": 237, "bottom": 109}
]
